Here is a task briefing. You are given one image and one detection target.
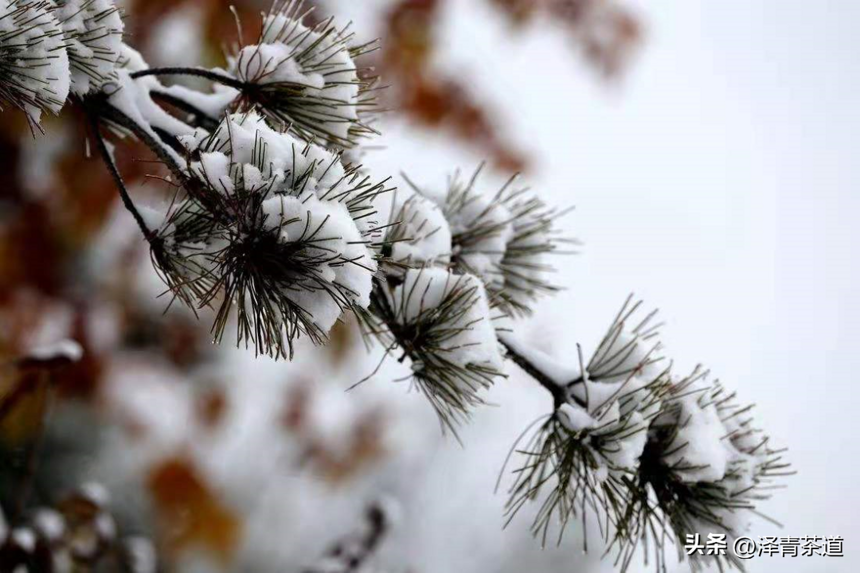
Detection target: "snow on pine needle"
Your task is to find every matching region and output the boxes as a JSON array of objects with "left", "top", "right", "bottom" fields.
[
  {"left": 226, "top": 0, "right": 380, "bottom": 149},
  {"left": 503, "top": 297, "right": 671, "bottom": 547},
  {"left": 611, "top": 366, "right": 791, "bottom": 572},
  {"left": 404, "top": 165, "right": 570, "bottom": 317},
  {"left": 383, "top": 191, "right": 453, "bottom": 274},
  {"left": 363, "top": 268, "right": 505, "bottom": 433},
  {"left": 499, "top": 295, "right": 789, "bottom": 570},
  {"left": 54, "top": 0, "right": 125, "bottom": 95},
  {"left": 0, "top": 0, "right": 71, "bottom": 129},
  {"left": 145, "top": 111, "right": 392, "bottom": 359}
]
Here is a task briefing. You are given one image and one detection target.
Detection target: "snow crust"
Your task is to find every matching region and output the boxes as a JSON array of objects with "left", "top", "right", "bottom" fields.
[
  {"left": 405, "top": 172, "right": 560, "bottom": 313},
  {"left": 160, "top": 82, "right": 239, "bottom": 117},
  {"left": 497, "top": 331, "right": 581, "bottom": 385},
  {"left": 654, "top": 377, "right": 774, "bottom": 543},
  {"left": 261, "top": 193, "right": 375, "bottom": 331},
  {"left": 663, "top": 384, "right": 769, "bottom": 493},
  {"left": 547, "top": 317, "right": 667, "bottom": 481},
  {"left": 662, "top": 394, "right": 735, "bottom": 483},
  {"left": 232, "top": 42, "right": 325, "bottom": 89},
  {"left": 558, "top": 376, "right": 660, "bottom": 482},
  {"left": 181, "top": 112, "right": 348, "bottom": 192}
]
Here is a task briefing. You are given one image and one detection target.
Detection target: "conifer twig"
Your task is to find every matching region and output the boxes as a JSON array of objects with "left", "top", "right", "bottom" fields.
[
  {"left": 88, "top": 97, "right": 190, "bottom": 187},
  {"left": 500, "top": 338, "right": 583, "bottom": 408},
  {"left": 130, "top": 66, "right": 247, "bottom": 91},
  {"left": 87, "top": 110, "right": 154, "bottom": 241}
]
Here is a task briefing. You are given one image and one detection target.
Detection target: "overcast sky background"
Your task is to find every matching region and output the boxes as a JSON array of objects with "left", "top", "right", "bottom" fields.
[{"left": 357, "top": 1, "right": 860, "bottom": 571}]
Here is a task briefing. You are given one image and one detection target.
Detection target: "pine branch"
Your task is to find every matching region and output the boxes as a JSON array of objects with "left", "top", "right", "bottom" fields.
[
  {"left": 85, "top": 95, "right": 190, "bottom": 187},
  {"left": 130, "top": 67, "right": 246, "bottom": 91},
  {"left": 500, "top": 337, "right": 584, "bottom": 408},
  {"left": 363, "top": 274, "right": 504, "bottom": 435},
  {"left": 0, "top": 2, "right": 791, "bottom": 569},
  {"left": 365, "top": 279, "right": 586, "bottom": 419},
  {"left": 86, "top": 109, "right": 155, "bottom": 241}
]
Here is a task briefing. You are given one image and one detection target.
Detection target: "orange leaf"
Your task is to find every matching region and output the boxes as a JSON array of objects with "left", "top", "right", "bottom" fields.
[{"left": 147, "top": 457, "right": 242, "bottom": 565}]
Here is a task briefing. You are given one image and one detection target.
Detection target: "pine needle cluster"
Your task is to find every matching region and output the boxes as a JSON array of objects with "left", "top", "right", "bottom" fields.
[
  {"left": 227, "top": 0, "right": 380, "bottom": 148},
  {"left": 55, "top": 0, "right": 124, "bottom": 95},
  {"left": 361, "top": 269, "right": 505, "bottom": 433},
  {"left": 403, "top": 166, "right": 570, "bottom": 317},
  {"left": 503, "top": 298, "right": 670, "bottom": 546},
  {"left": 610, "top": 368, "right": 790, "bottom": 572},
  {"left": 148, "top": 112, "right": 392, "bottom": 359},
  {"left": 0, "top": 0, "right": 70, "bottom": 128},
  {"left": 502, "top": 299, "right": 789, "bottom": 571}
]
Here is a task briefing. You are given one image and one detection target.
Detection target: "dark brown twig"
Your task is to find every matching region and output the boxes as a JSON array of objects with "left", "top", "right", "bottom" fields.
[
  {"left": 86, "top": 110, "right": 155, "bottom": 241},
  {"left": 500, "top": 338, "right": 585, "bottom": 408},
  {"left": 130, "top": 67, "right": 246, "bottom": 91}
]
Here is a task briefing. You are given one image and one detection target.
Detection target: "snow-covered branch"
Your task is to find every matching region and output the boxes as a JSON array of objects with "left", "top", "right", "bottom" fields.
[{"left": 0, "top": 1, "right": 789, "bottom": 571}]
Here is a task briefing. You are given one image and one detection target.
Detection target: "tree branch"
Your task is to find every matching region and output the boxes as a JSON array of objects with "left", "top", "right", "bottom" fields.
[
  {"left": 500, "top": 337, "right": 584, "bottom": 408},
  {"left": 87, "top": 110, "right": 155, "bottom": 241},
  {"left": 87, "top": 97, "right": 190, "bottom": 188},
  {"left": 130, "top": 67, "right": 246, "bottom": 92},
  {"left": 368, "top": 282, "right": 583, "bottom": 410}
]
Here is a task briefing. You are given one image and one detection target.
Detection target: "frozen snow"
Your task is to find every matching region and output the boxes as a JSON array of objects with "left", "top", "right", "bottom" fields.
[
  {"left": 439, "top": 183, "right": 515, "bottom": 292},
  {"left": 393, "top": 268, "right": 504, "bottom": 375},
  {"left": 181, "top": 112, "right": 349, "bottom": 192},
  {"left": 179, "top": 112, "right": 379, "bottom": 334},
  {"left": 160, "top": 82, "right": 239, "bottom": 118},
  {"left": 497, "top": 331, "right": 581, "bottom": 385},
  {"left": 0, "top": 1, "right": 71, "bottom": 124},
  {"left": 55, "top": 0, "right": 125, "bottom": 95},
  {"left": 109, "top": 45, "right": 194, "bottom": 166},
  {"left": 662, "top": 394, "right": 734, "bottom": 483},
  {"left": 558, "top": 380, "right": 657, "bottom": 480},
  {"left": 261, "top": 192, "right": 376, "bottom": 331},
  {"left": 225, "top": 11, "right": 364, "bottom": 144},
  {"left": 544, "top": 323, "right": 668, "bottom": 481},
  {"left": 26, "top": 339, "right": 84, "bottom": 362},
  {"left": 231, "top": 43, "right": 325, "bottom": 89},
  {"left": 389, "top": 192, "right": 453, "bottom": 268}
]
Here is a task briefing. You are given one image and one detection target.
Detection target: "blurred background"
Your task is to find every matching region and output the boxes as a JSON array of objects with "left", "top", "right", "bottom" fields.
[{"left": 0, "top": 0, "right": 857, "bottom": 571}]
